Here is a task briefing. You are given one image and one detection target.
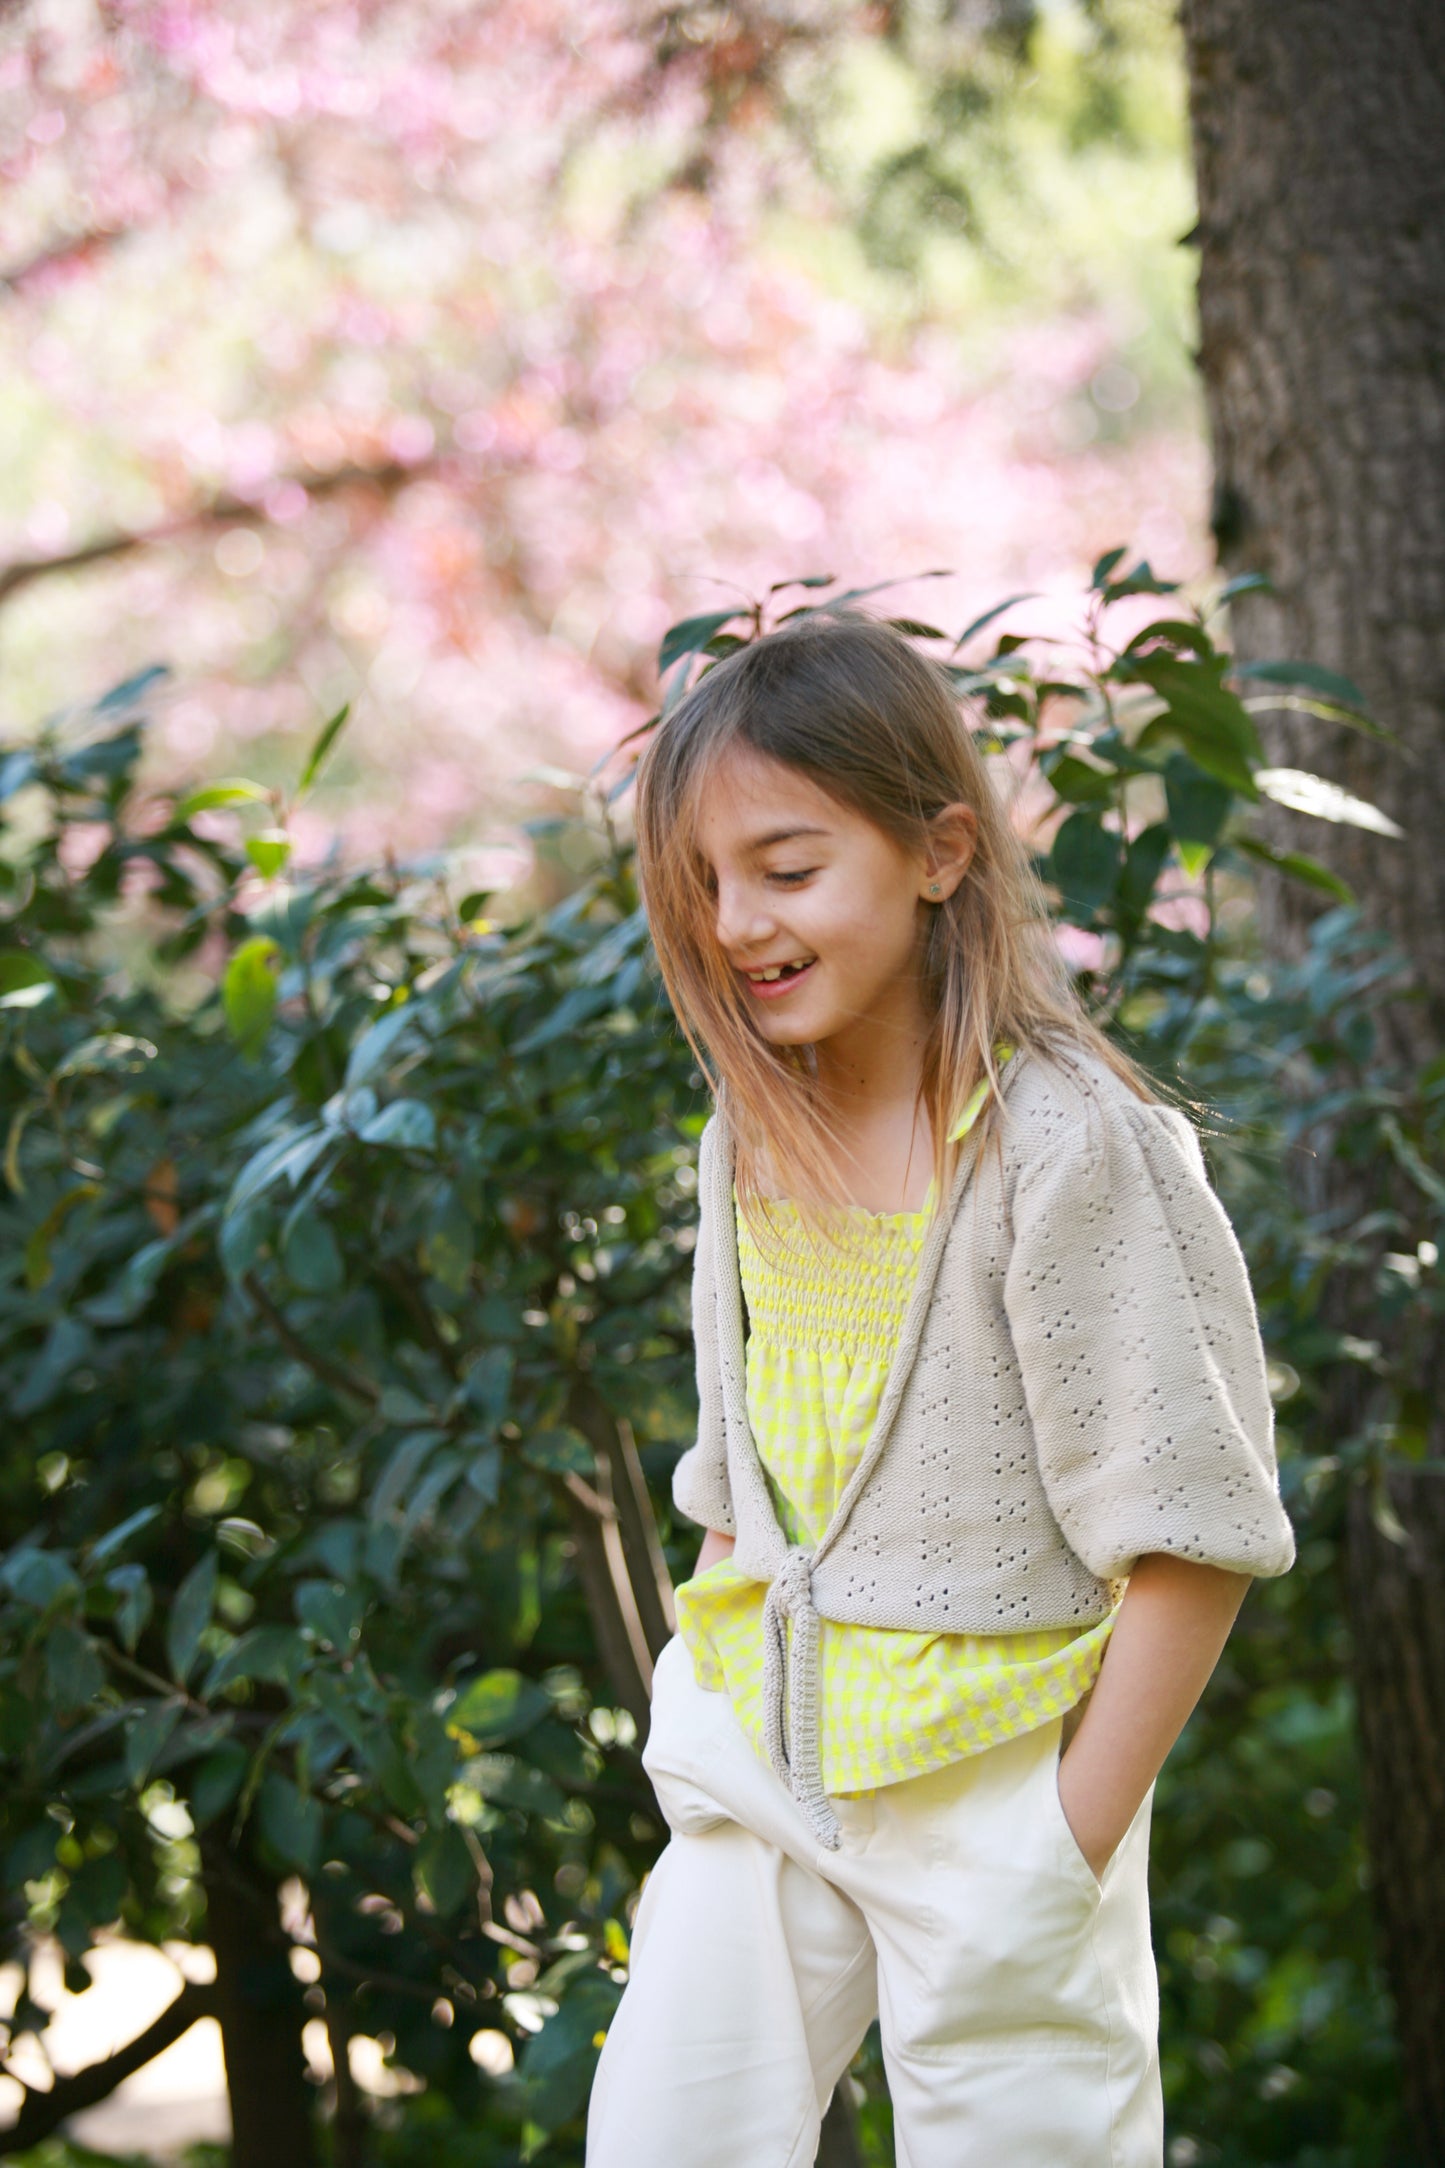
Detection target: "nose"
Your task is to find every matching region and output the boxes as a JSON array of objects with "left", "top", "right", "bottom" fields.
[{"left": 713, "top": 876, "right": 775, "bottom": 959}]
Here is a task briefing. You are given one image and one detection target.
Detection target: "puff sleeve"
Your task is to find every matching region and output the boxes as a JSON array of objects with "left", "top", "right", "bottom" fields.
[
  {"left": 670, "top": 1117, "right": 735, "bottom": 1535},
  {"left": 1003, "top": 1090, "right": 1295, "bottom": 1583}
]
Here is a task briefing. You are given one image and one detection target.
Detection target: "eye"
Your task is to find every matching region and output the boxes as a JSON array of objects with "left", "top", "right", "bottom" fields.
[{"left": 767, "top": 867, "right": 816, "bottom": 888}]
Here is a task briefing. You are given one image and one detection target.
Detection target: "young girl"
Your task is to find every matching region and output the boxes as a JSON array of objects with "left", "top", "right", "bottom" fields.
[{"left": 587, "top": 611, "right": 1295, "bottom": 2167}]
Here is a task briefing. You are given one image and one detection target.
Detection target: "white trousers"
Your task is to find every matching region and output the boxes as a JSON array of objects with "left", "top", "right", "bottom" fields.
[{"left": 587, "top": 1635, "right": 1162, "bottom": 2168}]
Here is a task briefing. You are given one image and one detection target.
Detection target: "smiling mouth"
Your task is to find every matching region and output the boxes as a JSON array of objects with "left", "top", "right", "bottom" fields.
[{"left": 742, "top": 957, "right": 817, "bottom": 998}]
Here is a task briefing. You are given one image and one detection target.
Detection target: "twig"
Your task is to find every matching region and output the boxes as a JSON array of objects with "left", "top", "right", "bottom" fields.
[
  {"left": 0, "top": 1981, "right": 219, "bottom": 2156},
  {"left": 243, "top": 1272, "right": 382, "bottom": 1406},
  {"left": 0, "top": 456, "right": 438, "bottom": 609}
]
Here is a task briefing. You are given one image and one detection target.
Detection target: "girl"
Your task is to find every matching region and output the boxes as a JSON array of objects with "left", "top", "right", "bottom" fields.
[{"left": 587, "top": 611, "right": 1295, "bottom": 2167}]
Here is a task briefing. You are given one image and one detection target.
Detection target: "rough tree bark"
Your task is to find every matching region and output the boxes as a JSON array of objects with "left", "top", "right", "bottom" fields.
[
  {"left": 202, "top": 1834, "right": 321, "bottom": 2168},
  {"left": 1181, "top": 0, "right": 1445, "bottom": 2151}
]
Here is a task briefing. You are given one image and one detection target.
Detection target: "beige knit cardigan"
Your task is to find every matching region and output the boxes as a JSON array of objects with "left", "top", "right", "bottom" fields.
[{"left": 671, "top": 1039, "right": 1296, "bottom": 1846}]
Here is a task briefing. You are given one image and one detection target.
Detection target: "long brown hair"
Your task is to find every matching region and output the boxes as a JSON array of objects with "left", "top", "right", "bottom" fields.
[{"left": 634, "top": 609, "right": 1158, "bottom": 1230}]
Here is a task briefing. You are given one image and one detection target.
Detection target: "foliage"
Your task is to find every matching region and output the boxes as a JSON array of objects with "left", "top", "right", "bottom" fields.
[
  {"left": 0, "top": 683, "right": 701, "bottom": 2159},
  {"left": 0, "top": 561, "right": 1434, "bottom": 2162}
]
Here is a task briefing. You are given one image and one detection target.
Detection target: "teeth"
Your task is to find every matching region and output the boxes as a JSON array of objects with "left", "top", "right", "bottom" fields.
[{"left": 747, "top": 960, "right": 810, "bottom": 982}]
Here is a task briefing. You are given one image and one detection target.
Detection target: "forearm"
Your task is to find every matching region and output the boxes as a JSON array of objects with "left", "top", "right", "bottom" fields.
[
  {"left": 1058, "top": 1552, "right": 1251, "bottom": 1876},
  {"left": 695, "top": 1527, "right": 735, "bottom": 1575}
]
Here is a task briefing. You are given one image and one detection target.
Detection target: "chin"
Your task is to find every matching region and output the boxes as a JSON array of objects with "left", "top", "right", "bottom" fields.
[{"left": 752, "top": 1005, "right": 825, "bottom": 1046}]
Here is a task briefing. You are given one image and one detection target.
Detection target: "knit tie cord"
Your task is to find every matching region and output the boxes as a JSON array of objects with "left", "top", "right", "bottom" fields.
[
  {"left": 712, "top": 1090, "right": 1010, "bottom": 1853},
  {"left": 760, "top": 1545, "right": 835, "bottom": 1846}
]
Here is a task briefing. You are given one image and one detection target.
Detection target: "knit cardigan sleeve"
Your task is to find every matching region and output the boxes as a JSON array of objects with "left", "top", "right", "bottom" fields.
[
  {"left": 671, "top": 1118, "right": 735, "bottom": 1535},
  {"left": 1002, "top": 1089, "right": 1296, "bottom": 1582}
]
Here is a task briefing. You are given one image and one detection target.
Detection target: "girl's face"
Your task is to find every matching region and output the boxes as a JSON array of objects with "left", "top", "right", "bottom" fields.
[{"left": 692, "top": 742, "right": 974, "bottom": 1062}]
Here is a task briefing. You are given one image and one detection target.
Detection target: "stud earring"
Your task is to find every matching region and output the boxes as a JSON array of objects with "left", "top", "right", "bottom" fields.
[{"left": 929, "top": 882, "right": 942, "bottom": 896}]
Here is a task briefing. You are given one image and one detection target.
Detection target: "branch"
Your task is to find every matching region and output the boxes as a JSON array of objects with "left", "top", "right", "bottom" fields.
[
  {"left": 558, "top": 1476, "right": 652, "bottom": 1738},
  {"left": 0, "top": 1980, "right": 219, "bottom": 2156},
  {"left": 381, "top": 1261, "right": 461, "bottom": 1380},
  {"left": 0, "top": 223, "right": 129, "bottom": 296},
  {"left": 243, "top": 1272, "right": 382, "bottom": 1406},
  {"left": 0, "top": 456, "right": 437, "bottom": 610},
  {"left": 567, "top": 1380, "right": 675, "bottom": 1658}
]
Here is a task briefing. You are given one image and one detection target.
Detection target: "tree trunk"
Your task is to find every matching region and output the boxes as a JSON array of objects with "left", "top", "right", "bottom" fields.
[
  {"left": 1346, "top": 1466, "right": 1445, "bottom": 2155},
  {"left": 1181, "top": 1, "right": 1445, "bottom": 2150},
  {"left": 202, "top": 1837, "right": 320, "bottom": 2168},
  {"left": 1180, "top": 0, "right": 1445, "bottom": 1062}
]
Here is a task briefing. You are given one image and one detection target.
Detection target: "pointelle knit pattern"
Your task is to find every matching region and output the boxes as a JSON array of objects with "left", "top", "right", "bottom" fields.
[{"left": 672, "top": 1039, "right": 1297, "bottom": 1847}]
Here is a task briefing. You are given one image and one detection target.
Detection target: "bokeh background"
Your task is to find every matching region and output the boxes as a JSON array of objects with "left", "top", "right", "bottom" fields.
[
  {"left": 2, "top": 6, "right": 1442, "bottom": 2168},
  {"left": 2, "top": 0, "right": 1199, "bottom": 871}
]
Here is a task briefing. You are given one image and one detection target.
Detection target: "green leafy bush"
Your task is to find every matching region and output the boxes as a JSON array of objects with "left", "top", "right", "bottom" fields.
[{"left": 0, "top": 560, "right": 1432, "bottom": 2165}]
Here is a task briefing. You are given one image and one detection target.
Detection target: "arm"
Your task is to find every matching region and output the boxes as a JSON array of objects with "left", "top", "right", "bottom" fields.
[
  {"left": 695, "top": 1528, "right": 736, "bottom": 1575},
  {"left": 1057, "top": 1552, "right": 1251, "bottom": 1878}
]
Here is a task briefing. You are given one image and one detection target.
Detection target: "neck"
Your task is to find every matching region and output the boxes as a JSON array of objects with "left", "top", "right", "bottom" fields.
[
  {"left": 808, "top": 981, "right": 936, "bottom": 1211},
  {"left": 810, "top": 981, "right": 930, "bottom": 1121}
]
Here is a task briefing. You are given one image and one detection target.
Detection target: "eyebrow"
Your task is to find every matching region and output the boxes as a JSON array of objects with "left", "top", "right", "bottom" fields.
[{"left": 747, "top": 824, "right": 831, "bottom": 853}]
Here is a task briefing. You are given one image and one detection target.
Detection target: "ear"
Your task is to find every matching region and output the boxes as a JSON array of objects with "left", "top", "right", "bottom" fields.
[{"left": 919, "top": 802, "right": 979, "bottom": 903}]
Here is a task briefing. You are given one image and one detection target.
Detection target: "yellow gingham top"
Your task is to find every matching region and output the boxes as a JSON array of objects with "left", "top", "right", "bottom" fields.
[{"left": 674, "top": 1068, "right": 1118, "bottom": 1796}]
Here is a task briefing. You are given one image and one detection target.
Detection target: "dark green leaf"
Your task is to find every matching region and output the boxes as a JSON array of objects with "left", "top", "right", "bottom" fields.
[
  {"left": 462, "top": 1346, "right": 514, "bottom": 1429},
  {"left": 448, "top": 1669, "right": 550, "bottom": 1745},
  {"left": 1232, "top": 835, "right": 1355, "bottom": 901},
  {"left": 294, "top": 1579, "right": 364, "bottom": 1651},
  {"left": 370, "top": 1429, "right": 449, "bottom": 1525},
  {"left": 299, "top": 703, "right": 353, "bottom": 792},
  {"left": 523, "top": 1427, "right": 593, "bottom": 1476},
  {"left": 1049, "top": 813, "right": 1121, "bottom": 916},
  {"left": 204, "top": 1624, "right": 310, "bottom": 1695},
  {"left": 281, "top": 1208, "right": 344, "bottom": 1293},
  {"left": 1118, "top": 823, "right": 1172, "bottom": 916},
  {"left": 80, "top": 1235, "right": 175, "bottom": 1325},
  {"left": 657, "top": 612, "right": 746, "bottom": 675},
  {"left": 46, "top": 1623, "right": 105, "bottom": 1711},
  {"left": 189, "top": 1741, "right": 249, "bottom": 1827},
  {"left": 1234, "top": 658, "right": 1369, "bottom": 710},
  {"left": 1121, "top": 619, "right": 1215, "bottom": 658},
  {"left": 166, "top": 1553, "right": 218, "bottom": 1685},
  {"left": 414, "top": 1826, "right": 476, "bottom": 1916},
  {"left": 953, "top": 593, "right": 1038, "bottom": 649},
  {"left": 517, "top": 1973, "right": 622, "bottom": 2131},
  {"left": 420, "top": 1189, "right": 474, "bottom": 1294},
  {"left": 1216, "top": 571, "right": 1271, "bottom": 604},
  {"left": 466, "top": 1444, "right": 503, "bottom": 1506},
  {"left": 1043, "top": 754, "right": 1115, "bottom": 807},
  {"left": 52, "top": 1033, "right": 158, "bottom": 1081},
  {"left": 105, "top": 1564, "right": 152, "bottom": 1653},
  {"left": 95, "top": 663, "right": 169, "bottom": 714},
  {"left": 3, "top": 1547, "right": 80, "bottom": 1610},
  {"left": 358, "top": 1098, "right": 437, "bottom": 1150},
  {"left": 227, "top": 1125, "right": 329, "bottom": 1215},
  {"left": 1102, "top": 559, "right": 1179, "bottom": 599},
  {"left": 344, "top": 1002, "right": 417, "bottom": 1087},
  {"left": 1164, "top": 756, "right": 1234, "bottom": 847},
  {"left": 89, "top": 1507, "right": 162, "bottom": 1567},
  {"left": 126, "top": 1697, "right": 185, "bottom": 1784},
  {"left": 257, "top": 1771, "right": 323, "bottom": 1875}
]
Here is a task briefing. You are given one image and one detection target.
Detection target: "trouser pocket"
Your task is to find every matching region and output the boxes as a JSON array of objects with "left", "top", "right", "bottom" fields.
[
  {"left": 641, "top": 1636, "right": 734, "bottom": 1835},
  {"left": 1048, "top": 1723, "right": 1106, "bottom": 1896}
]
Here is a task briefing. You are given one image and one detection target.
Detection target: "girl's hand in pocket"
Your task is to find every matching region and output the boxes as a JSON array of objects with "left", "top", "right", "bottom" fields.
[
  {"left": 1057, "top": 1744, "right": 1133, "bottom": 1883},
  {"left": 1057, "top": 1554, "right": 1255, "bottom": 1881}
]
